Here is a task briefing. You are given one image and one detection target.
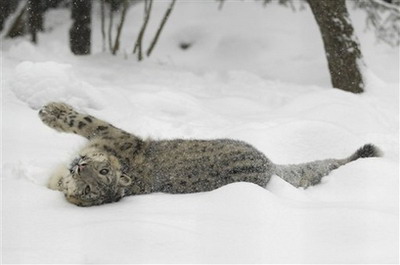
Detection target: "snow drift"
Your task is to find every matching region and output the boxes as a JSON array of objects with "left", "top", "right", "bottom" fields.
[{"left": 1, "top": 1, "right": 398, "bottom": 263}]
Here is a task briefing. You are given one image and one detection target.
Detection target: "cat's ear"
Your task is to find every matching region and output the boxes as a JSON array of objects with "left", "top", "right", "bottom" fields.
[{"left": 118, "top": 174, "right": 132, "bottom": 187}]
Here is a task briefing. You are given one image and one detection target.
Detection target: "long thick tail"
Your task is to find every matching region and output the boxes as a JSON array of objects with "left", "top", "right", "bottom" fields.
[{"left": 273, "top": 144, "right": 382, "bottom": 188}]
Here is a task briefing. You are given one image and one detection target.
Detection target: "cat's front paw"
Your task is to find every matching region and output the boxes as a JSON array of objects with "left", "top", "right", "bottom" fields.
[
  {"left": 39, "top": 102, "right": 77, "bottom": 130},
  {"left": 39, "top": 102, "right": 74, "bottom": 118}
]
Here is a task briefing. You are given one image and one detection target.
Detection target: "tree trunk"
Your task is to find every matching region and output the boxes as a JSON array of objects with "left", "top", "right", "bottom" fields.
[
  {"left": 108, "top": 1, "right": 113, "bottom": 52},
  {"left": 307, "top": 0, "right": 365, "bottom": 93},
  {"left": 28, "top": 0, "right": 43, "bottom": 43},
  {"left": 101, "top": 0, "right": 106, "bottom": 51},
  {"left": 1, "top": 0, "right": 19, "bottom": 32},
  {"left": 146, "top": 0, "right": 176, "bottom": 57},
  {"left": 70, "top": 0, "right": 91, "bottom": 55},
  {"left": 112, "top": 0, "right": 129, "bottom": 55},
  {"left": 133, "top": 0, "right": 153, "bottom": 61},
  {"left": 5, "top": 1, "right": 27, "bottom": 38}
]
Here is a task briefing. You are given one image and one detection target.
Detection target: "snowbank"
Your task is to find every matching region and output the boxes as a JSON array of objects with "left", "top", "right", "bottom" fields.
[
  {"left": 9, "top": 61, "right": 106, "bottom": 110},
  {"left": 2, "top": 1, "right": 398, "bottom": 263}
]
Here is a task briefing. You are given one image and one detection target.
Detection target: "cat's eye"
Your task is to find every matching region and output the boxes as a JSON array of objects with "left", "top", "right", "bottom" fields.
[
  {"left": 84, "top": 185, "right": 91, "bottom": 195},
  {"left": 99, "top": 169, "right": 109, "bottom": 175}
]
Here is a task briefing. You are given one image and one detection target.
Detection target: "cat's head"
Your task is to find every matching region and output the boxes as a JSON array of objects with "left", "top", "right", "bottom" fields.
[{"left": 60, "top": 148, "right": 131, "bottom": 207}]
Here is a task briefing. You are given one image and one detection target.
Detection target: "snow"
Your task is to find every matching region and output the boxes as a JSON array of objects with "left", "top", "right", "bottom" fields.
[
  {"left": 9, "top": 61, "right": 106, "bottom": 110},
  {"left": 1, "top": 1, "right": 399, "bottom": 263}
]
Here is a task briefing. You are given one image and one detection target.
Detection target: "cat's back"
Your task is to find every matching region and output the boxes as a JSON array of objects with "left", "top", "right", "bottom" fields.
[{"left": 138, "top": 138, "right": 272, "bottom": 193}]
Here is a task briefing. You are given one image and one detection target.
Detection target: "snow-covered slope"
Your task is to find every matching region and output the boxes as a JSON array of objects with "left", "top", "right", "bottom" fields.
[{"left": 2, "top": 1, "right": 398, "bottom": 263}]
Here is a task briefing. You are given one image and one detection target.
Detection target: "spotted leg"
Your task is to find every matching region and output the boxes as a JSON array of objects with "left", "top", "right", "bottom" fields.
[{"left": 39, "top": 102, "right": 125, "bottom": 139}]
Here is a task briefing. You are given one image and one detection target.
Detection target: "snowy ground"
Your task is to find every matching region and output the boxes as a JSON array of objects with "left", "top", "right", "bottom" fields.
[{"left": 1, "top": 1, "right": 399, "bottom": 263}]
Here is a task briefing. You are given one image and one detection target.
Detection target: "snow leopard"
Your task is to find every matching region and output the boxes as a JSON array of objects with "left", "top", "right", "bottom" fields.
[{"left": 39, "top": 102, "right": 381, "bottom": 207}]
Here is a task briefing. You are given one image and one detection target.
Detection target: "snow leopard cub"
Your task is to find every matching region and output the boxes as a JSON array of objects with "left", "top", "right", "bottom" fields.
[{"left": 39, "top": 102, "right": 381, "bottom": 207}]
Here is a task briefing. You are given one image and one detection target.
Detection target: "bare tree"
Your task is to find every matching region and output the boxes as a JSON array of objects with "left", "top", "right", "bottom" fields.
[
  {"left": 307, "top": 0, "right": 364, "bottom": 93},
  {"left": 101, "top": 0, "right": 106, "bottom": 51},
  {"left": 146, "top": 0, "right": 176, "bottom": 57},
  {"left": 133, "top": 0, "right": 153, "bottom": 61},
  {"left": 107, "top": 1, "right": 114, "bottom": 52},
  {"left": 112, "top": 0, "right": 129, "bottom": 55},
  {"left": 3, "top": 0, "right": 66, "bottom": 39},
  {"left": 260, "top": 0, "right": 399, "bottom": 93},
  {"left": 4, "top": 1, "right": 27, "bottom": 38},
  {"left": 353, "top": 0, "right": 400, "bottom": 46},
  {"left": 0, "top": 0, "right": 19, "bottom": 32},
  {"left": 28, "top": 0, "right": 43, "bottom": 43},
  {"left": 70, "top": 0, "right": 92, "bottom": 55}
]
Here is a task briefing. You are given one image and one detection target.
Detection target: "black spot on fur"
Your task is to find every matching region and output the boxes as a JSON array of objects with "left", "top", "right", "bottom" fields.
[
  {"left": 121, "top": 142, "right": 133, "bottom": 151},
  {"left": 97, "top": 126, "right": 108, "bottom": 131},
  {"left": 180, "top": 181, "right": 187, "bottom": 186},
  {"left": 132, "top": 140, "right": 144, "bottom": 155},
  {"left": 103, "top": 145, "right": 119, "bottom": 157},
  {"left": 84, "top": 116, "right": 93, "bottom": 123},
  {"left": 103, "top": 145, "right": 112, "bottom": 153},
  {"left": 78, "top": 121, "right": 87, "bottom": 129},
  {"left": 69, "top": 120, "right": 75, "bottom": 127}
]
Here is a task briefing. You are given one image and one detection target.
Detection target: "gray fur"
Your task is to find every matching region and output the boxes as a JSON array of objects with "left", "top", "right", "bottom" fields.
[
  {"left": 39, "top": 102, "right": 381, "bottom": 206},
  {"left": 274, "top": 144, "right": 382, "bottom": 188}
]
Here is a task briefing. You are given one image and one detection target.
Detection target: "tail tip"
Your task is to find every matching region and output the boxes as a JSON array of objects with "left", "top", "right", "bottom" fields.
[{"left": 354, "top": 144, "right": 383, "bottom": 159}]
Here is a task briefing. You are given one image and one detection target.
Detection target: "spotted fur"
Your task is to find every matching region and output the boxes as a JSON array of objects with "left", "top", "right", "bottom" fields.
[{"left": 39, "top": 102, "right": 381, "bottom": 207}]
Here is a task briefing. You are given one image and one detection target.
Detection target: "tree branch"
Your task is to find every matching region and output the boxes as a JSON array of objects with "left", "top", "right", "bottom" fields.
[
  {"left": 108, "top": 2, "right": 114, "bottom": 52},
  {"left": 370, "top": 0, "right": 400, "bottom": 13},
  {"left": 4, "top": 1, "right": 28, "bottom": 39},
  {"left": 101, "top": 0, "right": 106, "bottom": 51},
  {"left": 112, "top": 0, "right": 129, "bottom": 55},
  {"left": 133, "top": 0, "right": 153, "bottom": 61},
  {"left": 146, "top": 0, "right": 176, "bottom": 57}
]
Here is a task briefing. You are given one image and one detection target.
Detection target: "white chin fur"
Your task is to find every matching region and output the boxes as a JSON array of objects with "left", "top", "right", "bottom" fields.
[{"left": 47, "top": 164, "right": 69, "bottom": 191}]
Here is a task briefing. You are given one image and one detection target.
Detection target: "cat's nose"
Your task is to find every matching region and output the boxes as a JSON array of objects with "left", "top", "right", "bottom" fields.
[
  {"left": 78, "top": 157, "right": 87, "bottom": 167},
  {"left": 77, "top": 161, "right": 87, "bottom": 173},
  {"left": 71, "top": 162, "right": 87, "bottom": 174}
]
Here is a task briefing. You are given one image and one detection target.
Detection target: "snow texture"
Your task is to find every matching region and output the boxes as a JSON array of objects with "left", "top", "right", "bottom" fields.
[{"left": 1, "top": 1, "right": 399, "bottom": 263}]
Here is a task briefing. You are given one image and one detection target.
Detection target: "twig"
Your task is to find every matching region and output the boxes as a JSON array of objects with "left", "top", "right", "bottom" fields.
[{"left": 370, "top": 0, "right": 400, "bottom": 13}]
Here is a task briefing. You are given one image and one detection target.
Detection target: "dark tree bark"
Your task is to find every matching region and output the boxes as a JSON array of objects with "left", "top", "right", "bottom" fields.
[
  {"left": 108, "top": 1, "right": 113, "bottom": 52},
  {"left": 112, "top": 0, "right": 129, "bottom": 55},
  {"left": 101, "top": 0, "right": 106, "bottom": 51},
  {"left": 28, "top": 0, "right": 44, "bottom": 43},
  {"left": 307, "top": 0, "right": 365, "bottom": 93},
  {"left": 70, "top": 0, "right": 91, "bottom": 55},
  {"left": 107, "top": 0, "right": 122, "bottom": 12},
  {"left": 5, "top": 1, "right": 27, "bottom": 38},
  {"left": 146, "top": 0, "right": 176, "bottom": 57},
  {"left": 133, "top": 0, "right": 153, "bottom": 61},
  {"left": 1, "top": 0, "right": 19, "bottom": 32}
]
